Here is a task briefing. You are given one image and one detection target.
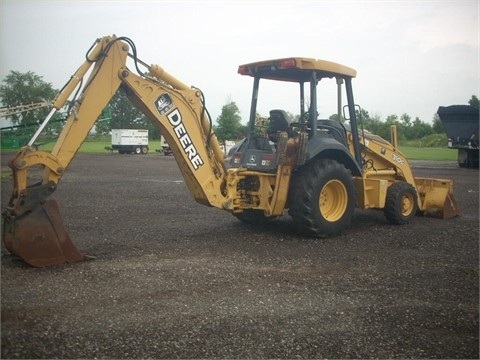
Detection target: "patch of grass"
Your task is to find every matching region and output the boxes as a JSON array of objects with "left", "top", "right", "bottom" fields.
[
  {"left": 32, "top": 140, "right": 164, "bottom": 153},
  {"left": 2, "top": 141, "right": 457, "bottom": 161},
  {"left": 399, "top": 147, "right": 457, "bottom": 161}
]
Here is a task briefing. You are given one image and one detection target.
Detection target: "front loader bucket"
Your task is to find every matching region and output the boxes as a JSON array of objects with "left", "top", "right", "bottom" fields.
[
  {"left": 2, "top": 199, "right": 85, "bottom": 267},
  {"left": 415, "top": 177, "right": 460, "bottom": 219}
]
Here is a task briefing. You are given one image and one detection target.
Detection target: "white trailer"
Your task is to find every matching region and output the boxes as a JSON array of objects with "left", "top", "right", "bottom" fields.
[{"left": 111, "top": 129, "right": 149, "bottom": 154}]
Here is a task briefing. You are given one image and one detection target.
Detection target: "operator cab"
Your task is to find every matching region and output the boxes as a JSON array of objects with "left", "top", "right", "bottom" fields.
[{"left": 236, "top": 57, "right": 363, "bottom": 170}]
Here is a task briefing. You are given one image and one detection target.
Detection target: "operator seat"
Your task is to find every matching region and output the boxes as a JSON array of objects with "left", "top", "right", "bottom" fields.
[{"left": 268, "top": 109, "right": 293, "bottom": 142}]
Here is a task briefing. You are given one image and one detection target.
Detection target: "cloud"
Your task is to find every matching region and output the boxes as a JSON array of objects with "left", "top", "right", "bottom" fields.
[{"left": 1, "top": 0, "right": 478, "bottom": 126}]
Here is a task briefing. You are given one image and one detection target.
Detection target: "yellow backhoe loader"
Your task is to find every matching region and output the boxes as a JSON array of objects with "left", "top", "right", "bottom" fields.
[{"left": 2, "top": 35, "right": 459, "bottom": 267}]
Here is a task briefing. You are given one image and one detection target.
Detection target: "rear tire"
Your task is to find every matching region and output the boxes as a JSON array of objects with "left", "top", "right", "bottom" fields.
[
  {"left": 288, "top": 159, "right": 356, "bottom": 237},
  {"left": 135, "top": 147, "right": 142, "bottom": 155},
  {"left": 383, "top": 181, "right": 418, "bottom": 224}
]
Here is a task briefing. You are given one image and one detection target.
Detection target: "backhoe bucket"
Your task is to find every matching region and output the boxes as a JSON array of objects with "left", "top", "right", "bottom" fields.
[
  {"left": 415, "top": 177, "right": 460, "bottom": 219},
  {"left": 2, "top": 199, "right": 85, "bottom": 267}
]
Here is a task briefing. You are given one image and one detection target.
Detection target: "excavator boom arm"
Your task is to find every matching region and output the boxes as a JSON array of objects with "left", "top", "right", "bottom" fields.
[
  {"left": 7, "top": 35, "right": 227, "bottom": 215},
  {"left": 3, "top": 35, "right": 228, "bottom": 267}
]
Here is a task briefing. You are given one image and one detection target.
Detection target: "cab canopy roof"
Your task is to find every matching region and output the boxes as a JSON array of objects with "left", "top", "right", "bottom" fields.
[{"left": 238, "top": 57, "right": 357, "bottom": 82}]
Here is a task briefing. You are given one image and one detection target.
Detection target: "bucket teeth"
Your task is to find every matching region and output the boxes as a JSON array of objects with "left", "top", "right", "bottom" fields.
[{"left": 2, "top": 199, "right": 85, "bottom": 267}]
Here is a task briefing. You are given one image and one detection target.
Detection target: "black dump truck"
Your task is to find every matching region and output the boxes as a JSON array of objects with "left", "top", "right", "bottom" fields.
[{"left": 437, "top": 105, "right": 479, "bottom": 168}]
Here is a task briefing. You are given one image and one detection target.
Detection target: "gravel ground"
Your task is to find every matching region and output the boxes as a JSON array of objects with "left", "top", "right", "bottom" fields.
[{"left": 1, "top": 153, "right": 478, "bottom": 359}]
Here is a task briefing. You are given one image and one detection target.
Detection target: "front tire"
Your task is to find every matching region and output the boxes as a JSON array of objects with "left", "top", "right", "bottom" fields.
[
  {"left": 289, "top": 159, "right": 356, "bottom": 237},
  {"left": 383, "top": 181, "right": 418, "bottom": 224}
]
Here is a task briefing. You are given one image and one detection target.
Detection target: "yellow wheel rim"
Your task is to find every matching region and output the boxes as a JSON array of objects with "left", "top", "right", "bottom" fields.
[
  {"left": 319, "top": 179, "right": 348, "bottom": 222},
  {"left": 401, "top": 192, "right": 415, "bottom": 217}
]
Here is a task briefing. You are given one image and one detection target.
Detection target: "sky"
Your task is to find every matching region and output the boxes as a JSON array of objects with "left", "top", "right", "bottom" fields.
[{"left": 1, "top": 0, "right": 479, "bottom": 128}]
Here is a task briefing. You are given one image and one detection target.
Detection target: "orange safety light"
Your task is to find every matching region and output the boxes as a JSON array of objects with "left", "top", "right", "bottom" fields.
[
  {"left": 279, "top": 59, "right": 296, "bottom": 68},
  {"left": 238, "top": 66, "right": 249, "bottom": 75}
]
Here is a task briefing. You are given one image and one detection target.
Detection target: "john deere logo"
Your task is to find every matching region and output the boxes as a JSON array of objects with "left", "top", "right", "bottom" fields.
[{"left": 155, "top": 93, "right": 174, "bottom": 115}]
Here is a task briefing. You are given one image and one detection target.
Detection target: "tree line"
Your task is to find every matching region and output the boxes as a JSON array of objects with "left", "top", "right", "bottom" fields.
[{"left": 1, "top": 70, "right": 478, "bottom": 147}]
